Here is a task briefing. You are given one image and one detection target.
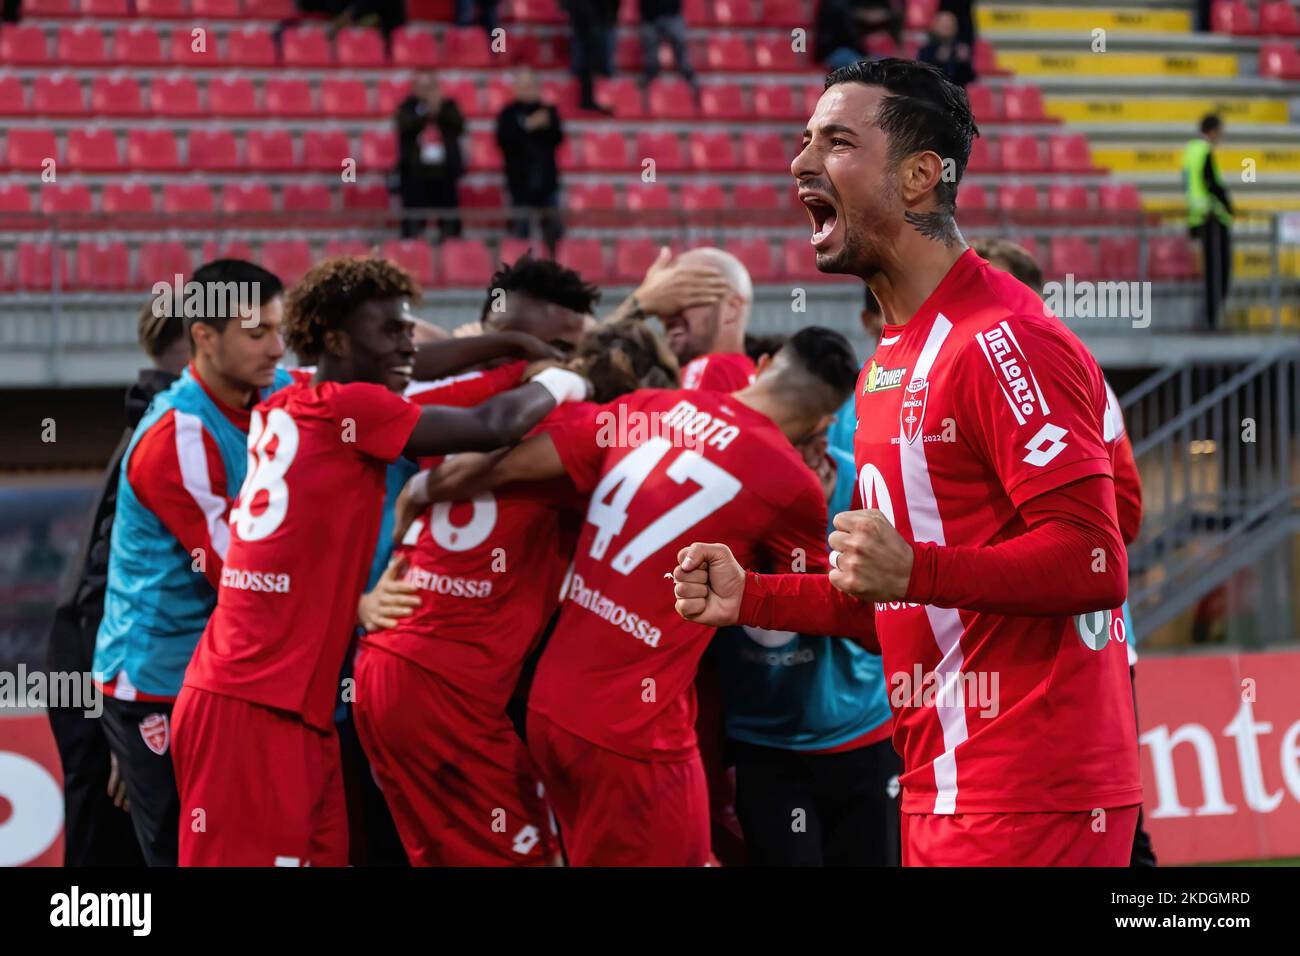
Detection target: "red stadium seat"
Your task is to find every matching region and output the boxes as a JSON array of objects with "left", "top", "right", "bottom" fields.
[
  {"left": 865, "top": 32, "right": 899, "bottom": 58},
  {"left": 170, "top": 27, "right": 218, "bottom": 68},
  {"left": 1001, "top": 85, "right": 1045, "bottom": 122},
  {"left": 381, "top": 239, "right": 438, "bottom": 286},
  {"left": 0, "top": 181, "right": 32, "bottom": 215},
  {"left": 7, "top": 129, "right": 59, "bottom": 171},
  {"left": 714, "top": 0, "right": 759, "bottom": 25},
  {"left": 700, "top": 83, "right": 745, "bottom": 120},
  {"left": 137, "top": 241, "right": 193, "bottom": 286},
  {"left": 1098, "top": 236, "right": 1140, "bottom": 280},
  {"left": 1211, "top": 1, "right": 1257, "bottom": 35},
  {"left": 761, "top": 0, "right": 810, "bottom": 27},
  {"left": 958, "top": 182, "right": 992, "bottom": 225},
  {"left": 496, "top": 237, "right": 534, "bottom": 267},
  {"left": 614, "top": 238, "right": 661, "bottom": 282},
  {"left": 101, "top": 180, "right": 156, "bottom": 225},
  {"left": 753, "top": 34, "right": 806, "bottom": 71},
  {"left": 636, "top": 131, "right": 687, "bottom": 172},
  {"left": 323, "top": 240, "right": 371, "bottom": 259},
  {"left": 1098, "top": 182, "right": 1142, "bottom": 213},
  {"left": 282, "top": 27, "right": 334, "bottom": 68},
  {"left": 482, "top": 77, "right": 515, "bottom": 117},
  {"left": 1259, "top": 43, "right": 1300, "bottom": 79},
  {"left": 461, "top": 183, "right": 503, "bottom": 208},
  {"left": 1001, "top": 134, "right": 1045, "bottom": 173},
  {"left": 359, "top": 129, "right": 396, "bottom": 173},
  {"left": 1048, "top": 184, "right": 1092, "bottom": 215},
  {"left": 202, "top": 240, "right": 257, "bottom": 265},
  {"left": 227, "top": 27, "right": 277, "bottom": 68},
  {"left": 189, "top": 128, "right": 241, "bottom": 171},
  {"left": 265, "top": 78, "right": 315, "bottom": 117},
  {"left": 208, "top": 76, "right": 259, "bottom": 117},
  {"left": 974, "top": 38, "right": 999, "bottom": 74},
  {"left": 733, "top": 183, "right": 783, "bottom": 210},
  {"left": 283, "top": 182, "right": 333, "bottom": 213},
  {"left": 443, "top": 27, "right": 491, "bottom": 68},
  {"left": 74, "top": 240, "right": 131, "bottom": 291},
  {"left": 726, "top": 238, "right": 777, "bottom": 282},
  {"left": 1007, "top": 235, "right": 1040, "bottom": 264},
  {"left": 782, "top": 237, "right": 825, "bottom": 280},
  {"left": 567, "top": 182, "right": 619, "bottom": 211},
  {"left": 1049, "top": 134, "right": 1095, "bottom": 173},
  {"left": 84, "top": 0, "right": 131, "bottom": 15},
  {"left": 301, "top": 130, "right": 352, "bottom": 172},
  {"left": 192, "top": 0, "right": 242, "bottom": 16},
  {"left": 598, "top": 77, "right": 644, "bottom": 118},
  {"left": 91, "top": 74, "right": 145, "bottom": 116},
  {"left": 0, "top": 75, "right": 26, "bottom": 115},
  {"left": 580, "top": 130, "right": 630, "bottom": 172},
  {"left": 246, "top": 129, "right": 296, "bottom": 171},
  {"left": 1, "top": 25, "right": 51, "bottom": 65},
  {"left": 335, "top": 27, "right": 387, "bottom": 67},
  {"left": 135, "top": 0, "right": 186, "bottom": 14},
  {"left": 964, "top": 83, "right": 999, "bottom": 123},
  {"left": 150, "top": 73, "right": 202, "bottom": 117},
  {"left": 391, "top": 27, "right": 439, "bottom": 68},
  {"left": 1148, "top": 236, "right": 1197, "bottom": 280},
  {"left": 26, "top": 0, "right": 77, "bottom": 13},
  {"left": 705, "top": 35, "right": 754, "bottom": 71},
  {"left": 260, "top": 240, "right": 315, "bottom": 286},
  {"left": 1048, "top": 236, "right": 1101, "bottom": 280},
  {"left": 625, "top": 183, "right": 673, "bottom": 211},
  {"left": 57, "top": 25, "right": 109, "bottom": 66},
  {"left": 615, "top": 33, "right": 644, "bottom": 70},
  {"left": 1260, "top": 1, "right": 1300, "bottom": 36},
  {"left": 741, "top": 131, "right": 791, "bottom": 172},
  {"left": 162, "top": 182, "right": 215, "bottom": 218},
  {"left": 509, "top": 0, "right": 567, "bottom": 24},
  {"left": 997, "top": 183, "right": 1041, "bottom": 216},
  {"left": 377, "top": 78, "right": 412, "bottom": 115},
  {"left": 439, "top": 78, "right": 482, "bottom": 117},
  {"left": 67, "top": 128, "right": 123, "bottom": 172},
  {"left": 906, "top": 0, "right": 940, "bottom": 30},
  {"left": 117, "top": 24, "right": 164, "bottom": 66},
  {"left": 40, "top": 182, "right": 93, "bottom": 216},
  {"left": 342, "top": 182, "right": 391, "bottom": 212},
  {"left": 688, "top": 131, "right": 739, "bottom": 172},
  {"left": 439, "top": 239, "right": 495, "bottom": 287},
  {"left": 321, "top": 78, "right": 371, "bottom": 118},
  {"left": 33, "top": 74, "right": 86, "bottom": 116},
  {"left": 647, "top": 79, "right": 699, "bottom": 119},
  {"left": 680, "top": 183, "right": 726, "bottom": 211},
  {"left": 17, "top": 244, "right": 72, "bottom": 291},
  {"left": 965, "top": 136, "right": 1000, "bottom": 173},
  {"left": 752, "top": 85, "right": 801, "bottom": 120},
  {"left": 556, "top": 239, "right": 608, "bottom": 280},
  {"left": 126, "top": 128, "right": 181, "bottom": 171},
  {"left": 556, "top": 136, "right": 579, "bottom": 171},
  {"left": 467, "top": 130, "right": 503, "bottom": 171},
  {"left": 541, "top": 78, "right": 581, "bottom": 113}
]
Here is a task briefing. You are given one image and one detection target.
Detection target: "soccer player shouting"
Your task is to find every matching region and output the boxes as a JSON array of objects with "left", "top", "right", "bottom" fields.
[
  {"left": 171, "top": 257, "right": 589, "bottom": 866},
  {"left": 672, "top": 59, "right": 1141, "bottom": 867},
  {"left": 409, "top": 327, "right": 858, "bottom": 865}
]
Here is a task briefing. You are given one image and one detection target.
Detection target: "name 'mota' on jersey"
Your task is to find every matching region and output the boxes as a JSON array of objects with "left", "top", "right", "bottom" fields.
[
  {"left": 362, "top": 401, "right": 585, "bottom": 707},
  {"left": 855, "top": 249, "right": 1140, "bottom": 814},
  {"left": 183, "top": 380, "right": 420, "bottom": 732},
  {"left": 530, "top": 388, "right": 829, "bottom": 762}
]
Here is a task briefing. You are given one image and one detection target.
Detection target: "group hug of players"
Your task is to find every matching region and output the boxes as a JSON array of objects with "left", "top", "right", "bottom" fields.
[{"left": 63, "top": 58, "right": 1155, "bottom": 868}]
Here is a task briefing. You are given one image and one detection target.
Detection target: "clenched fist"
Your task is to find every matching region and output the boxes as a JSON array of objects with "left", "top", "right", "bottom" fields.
[
  {"left": 827, "top": 509, "right": 914, "bottom": 601},
  {"left": 671, "top": 543, "right": 746, "bottom": 627}
]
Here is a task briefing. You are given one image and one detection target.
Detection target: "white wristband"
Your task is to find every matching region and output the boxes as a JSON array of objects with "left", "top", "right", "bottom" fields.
[{"left": 532, "top": 368, "right": 589, "bottom": 405}]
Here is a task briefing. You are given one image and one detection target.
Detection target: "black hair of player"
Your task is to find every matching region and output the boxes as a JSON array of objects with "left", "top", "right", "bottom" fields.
[
  {"left": 744, "top": 333, "right": 788, "bottom": 364},
  {"left": 181, "top": 259, "right": 284, "bottom": 345},
  {"left": 478, "top": 253, "right": 601, "bottom": 324},
  {"left": 283, "top": 256, "right": 419, "bottom": 360},
  {"left": 782, "top": 326, "right": 859, "bottom": 406},
  {"left": 1200, "top": 114, "right": 1222, "bottom": 135},
  {"left": 824, "top": 58, "right": 979, "bottom": 243},
  {"left": 576, "top": 318, "right": 680, "bottom": 402}
]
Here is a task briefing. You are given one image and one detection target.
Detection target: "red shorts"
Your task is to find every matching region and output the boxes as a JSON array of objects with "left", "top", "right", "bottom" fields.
[
  {"left": 171, "top": 685, "right": 347, "bottom": 867},
  {"left": 353, "top": 644, "right": 557, "bottom": 866},
  {"left": 527, "top": 708, "right": 710, "bottom": 867},
  {"left": 901, "top": 805, "right": 1140, "bottom": 866}
]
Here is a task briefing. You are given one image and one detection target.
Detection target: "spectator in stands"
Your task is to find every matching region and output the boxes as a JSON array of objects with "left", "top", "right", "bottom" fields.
[
  {"left": 815, "top": 0, "right": 902, "bottom": 68},
  {"left": 497, "top": 68, "right": 565, "bottom": 251},
  {"left": 395, "top": 76, "right": 466, "bottom": 241},
  {"left": 918, "top": 10, "right": 975, "bottom": 87},
  {"left": 638, "top": 0, "right": 699, "bottom": 94},
  {"left": 564, "top": 0, "right": 620, "bottom": 113},
  {"left": 456, "top": 0, "right": 500, "bottom": 34},
  {"left": 46, "top": 301, "right": 187, "bottom": 867},
  {"left": 1183, "top": 114, "right": 1233, "bottom": 330}
]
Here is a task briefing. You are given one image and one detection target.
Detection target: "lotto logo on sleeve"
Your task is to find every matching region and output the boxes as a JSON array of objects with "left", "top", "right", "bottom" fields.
[{"left": 975, "top": 322, "right": 1050, "bottom": 425}]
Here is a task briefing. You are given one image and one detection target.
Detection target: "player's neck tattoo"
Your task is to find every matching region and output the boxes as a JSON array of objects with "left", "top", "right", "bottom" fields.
[{"left": 905, "top": 210, "right": 960, "bottom": 247}]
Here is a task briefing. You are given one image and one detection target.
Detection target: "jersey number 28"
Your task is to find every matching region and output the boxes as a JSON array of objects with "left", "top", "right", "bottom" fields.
[{"left": 231, "top": 408, "right": 299, "bottom": 541}]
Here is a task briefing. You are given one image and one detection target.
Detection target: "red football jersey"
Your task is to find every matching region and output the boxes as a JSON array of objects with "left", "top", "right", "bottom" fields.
[
  {"left": 362, "top": 403, "right": 585, "bottom": 707},
  {"left": 183, "top": 380, "right": 420, "bottom": 732},
  {"left": 680, "top": 352, "right": 755, "bottom": 392},
  {"left": 853, "top": 249, "right": 1140, "bottom": 814},
  {"left": 531, "top": 388, "right": 829, "bottom": 761}
]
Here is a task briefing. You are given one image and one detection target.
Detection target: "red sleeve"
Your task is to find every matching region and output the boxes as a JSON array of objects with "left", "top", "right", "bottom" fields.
[
  {"left": 126, "top": 409, "right": 229, "bottom": 589},
  {"left": 759, "top": 472, "right": 830, "bottom": 574},
  {"left": 959, "top": 317, "right": 1112, "bottom": 509},
  {"left": 1111, "top": 432, "right": 1143, "bottom": 546},
  {"left": 404, "top": 360, "right": 527, "bottom": 408},
  {"left": 682, "top": 353, "right": 755, "bottom": 392},
  {"left": 905, "top": 474, "right": 1127, "bottom": 616},
  {"left": 544, "top": 397, "right": 612, "bottom": 495},
  {"left": 333, "top": 382, "right": 421, "bottom": 463},
  {"left": 739, "top": 571, "right": 879, "bottom": 652}
]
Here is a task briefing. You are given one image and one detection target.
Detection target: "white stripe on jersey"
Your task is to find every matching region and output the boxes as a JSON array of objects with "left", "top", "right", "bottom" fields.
[
  {"left": 173, "top": 410, "right": 230, "bottom": 561},
  {"left": 404, "top": 368, "right": 488, "bottom": 397},
  {"left": 898, "top": 314, "right": 968, "bottom": 815}
]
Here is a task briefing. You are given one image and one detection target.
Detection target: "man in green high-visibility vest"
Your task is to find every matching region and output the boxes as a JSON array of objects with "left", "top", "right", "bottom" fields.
[{"left": 1183, "top": 114, "right": 1234, "bottom": 330}]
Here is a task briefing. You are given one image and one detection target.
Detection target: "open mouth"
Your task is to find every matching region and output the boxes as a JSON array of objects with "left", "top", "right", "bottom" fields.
[{"left": 801, "top": 192, "right": 840, "bottom": 249}]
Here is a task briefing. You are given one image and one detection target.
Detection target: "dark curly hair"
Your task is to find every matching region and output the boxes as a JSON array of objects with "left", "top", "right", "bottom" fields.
[
  {"left": 577, "top": 319, "right": 680, "bottom": 403},
  {"left": 283, "top": 256, "right": 420, "bottom": 359},
  {"left": 479, "top": 253, "right": 601, "bottom": 324}
]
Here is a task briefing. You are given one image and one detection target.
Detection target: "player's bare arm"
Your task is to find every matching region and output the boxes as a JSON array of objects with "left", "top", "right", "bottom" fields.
[
  {"left": 671, "top": 543, "right": 747, "bottom": 627},
  {"left": 826, "top": 508, "right": 914, "bottom": 601},
  {"left": 411, "top": 329, "right": 560, "bottom": 381}
]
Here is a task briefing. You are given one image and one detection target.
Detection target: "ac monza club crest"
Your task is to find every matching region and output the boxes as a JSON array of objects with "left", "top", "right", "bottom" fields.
[
  {"left": 139, "top": 712, "right": 169, "bottom": 756},
  {"left": 900, "top": 378, "right": 929, "bottom": 444}
]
